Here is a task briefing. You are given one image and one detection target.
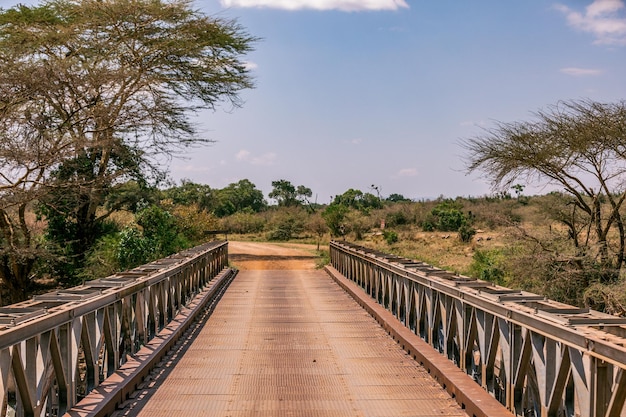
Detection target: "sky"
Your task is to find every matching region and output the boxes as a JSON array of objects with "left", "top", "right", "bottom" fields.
[{"left": 3, "top": 0, "right": 626, "bottom": 203}]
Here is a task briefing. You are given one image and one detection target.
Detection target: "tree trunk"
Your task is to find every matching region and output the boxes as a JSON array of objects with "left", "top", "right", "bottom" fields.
[{"left": 0, "top": 254, "right": 35, "bottom": 305}]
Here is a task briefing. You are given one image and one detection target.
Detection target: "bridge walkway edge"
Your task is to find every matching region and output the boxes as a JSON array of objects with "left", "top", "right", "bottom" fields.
[
  {"left": 324, "top": 265, "right": 514, "bottom": 417},
  {"left": 63, "top": 267, "right": 237, "bottom": 417}
]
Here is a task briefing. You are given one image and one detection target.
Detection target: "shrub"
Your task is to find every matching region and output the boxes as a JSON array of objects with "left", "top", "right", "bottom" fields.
[
  {"left": 80, "top": 234, "right": 121, "bottom": 281},
  {"left": 420, "top": 217, "right": 435, "bottom": 232},
  {"left": 458, "top": 224, "right": 476, "bottom": 243},
  {"left": 266, "top": 209, "right": 306, "bottom": 241},
  {"left": 168, "top": 203, "right": 219, "bottom": 245},
  {"left": 432, "top": 207, "right": 466, "bottom": 231},
  {"left": 383, "top": 230, "right": 399, "bottom": 245},
  {"left": 383, "top": 206, "right": 411, "bottom": 227},
  {"left": 116, "top": 227, "right": 153, "bottom": 269},
  {"left": 220, "top": 211, "right": 266, "bottom": 234},
  {"left": 322, "top": 204, "right": 349, "bottom": 237},
  {"left": 345, "top": 210, "right": 370, "bottom": 240},
  {"left": 429, "top": 201, "right": 468, "bottom": 232},
  {"left": 468, "top": 250, "right": 506, "bottom": 285}
]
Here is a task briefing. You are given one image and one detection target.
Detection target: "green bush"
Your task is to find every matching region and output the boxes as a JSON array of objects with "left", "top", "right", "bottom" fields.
[
  {"left": 266, "top": 209, "right": 306, "bottom": 241},
  {"left": 322, "top": 204, "right": 349, "bottom": 237},
  {"left": 116, "top": 227, "right": 153, "bottom": 269},
  {"left": 136, "top": 205, "right": 188, "bottom": 256},
  {"left": 420, "top": 218, "right": 435, "bottom": 232},
  {"left": 385, "top": 210, "right": 409, "bottom": 227},
  {"left": 458, "top": 224, "right": 476, "bottom": 243},
  {"left": 383, "top": 230, "right": 399, "bottom": 245},
  {"left": 80, "top": 234, "right": 122, "bottom": 281},
  {"left": 468, "top": 249, "right": 506, "bottom": 285},
  {"left": 427, "top": 201, "right": 469, "bottom": 232},
  {"left": 432, "top": 208, "right": 466, "bottom": 231}
]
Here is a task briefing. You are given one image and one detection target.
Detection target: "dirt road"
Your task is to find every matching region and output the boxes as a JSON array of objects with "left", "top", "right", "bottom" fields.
[{"left": 227, "top": 241, "right": 320, "bottom": 270}]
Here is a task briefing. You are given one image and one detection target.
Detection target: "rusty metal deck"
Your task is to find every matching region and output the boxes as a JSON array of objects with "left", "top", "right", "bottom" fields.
[{"left": 119, "top": 269, "right": 466, "bottom": 417}]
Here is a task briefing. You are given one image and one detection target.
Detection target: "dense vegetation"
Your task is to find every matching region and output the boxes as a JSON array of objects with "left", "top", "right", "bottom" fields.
[{"left": 6, "top": 171, "right": 626, "bottom": 318}]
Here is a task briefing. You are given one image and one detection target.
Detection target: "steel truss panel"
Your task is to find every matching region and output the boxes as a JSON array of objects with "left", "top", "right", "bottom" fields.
[
  {"left": 0, "top": 241, "right": 228, "bottom": 417},
  {"left": 330, "top": 240, "right": 626, "bottom": 417}
]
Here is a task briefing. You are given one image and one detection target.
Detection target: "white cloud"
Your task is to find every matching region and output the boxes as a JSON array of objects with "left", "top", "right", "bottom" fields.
[
  {"left": 555, "top": 0, "right": 626, "bottom": 45},
  {"left": 395, "top": 168, "right": 418, "bottom": 177},
  {"left": 220, "top": 0, "right": 409, "bottom": 12},
  {"left": 235, "top": 150, "right": 250, "bottom": 160},
  {"left": 243, "top": 61, "right": 258, "bottom": 70},
  {"left": 560, "top": 67, "right": 603, "bottom": 76},
  {"left": 350, "top": 138, "right": 363, "bottom": 145},
  {"left": 236, "top": 149, "right": 277, "bottom": 166}
]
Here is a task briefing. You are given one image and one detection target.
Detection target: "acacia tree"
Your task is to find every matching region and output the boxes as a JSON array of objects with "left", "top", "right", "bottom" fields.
[
  {"left": 269, "top": 179, "right": 312, "bottom": 207},
  {"left": 0, "top": 0, "right": 256, "bottom": 299},
  {"left": 0, "top": 92, "right": 63, "bottom": 302},
  {"left": 464, "top": 99, "right": 626, "bottom": 281}
]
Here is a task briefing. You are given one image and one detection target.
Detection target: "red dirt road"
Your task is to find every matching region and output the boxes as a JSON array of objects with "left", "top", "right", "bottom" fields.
[{"left": 228, "top": 241, "right": 319, "bottom": 270}]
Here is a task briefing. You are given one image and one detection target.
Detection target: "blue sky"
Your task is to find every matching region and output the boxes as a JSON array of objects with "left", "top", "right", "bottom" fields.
[
  {"left": 172, "top": 0, "right": 626, "bottom": 203},
  {"left": 2, "top": 0, "right": 625, "bottom": 202}
]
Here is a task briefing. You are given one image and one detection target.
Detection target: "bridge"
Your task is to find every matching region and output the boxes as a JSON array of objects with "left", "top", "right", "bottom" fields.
[{"left": 1, "top": 240, "right": 626, "bottom": 417}]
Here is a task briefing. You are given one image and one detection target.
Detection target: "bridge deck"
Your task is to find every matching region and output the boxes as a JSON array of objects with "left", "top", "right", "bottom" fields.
[{"left": 120, "top": 269, "right": 466, "bottom": 416}]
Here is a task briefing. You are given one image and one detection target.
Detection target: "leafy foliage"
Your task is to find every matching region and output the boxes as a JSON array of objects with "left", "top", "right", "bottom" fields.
[
  {"left": 386, "top": 193, "right": 411, "bottom": 203},
  {"left": 163, "top": 181, "right": 214, "bottom": 211},
  {"left": 333, "top": 189, "right": 382, "bottom": 212},
  {"left": 266, "top": 209, "right": 306, "bottom": 241},
  {"left": 464, "top": 99, "right": 626, "bottom": 279},
  {"left": 136, "top": 205, "right": 187, "bottom": 257},
  {"left": 321, "top": 204, "right": 349, "bottom": 237},
  {"left": 214, "top": 179, "right": 266, "bottom": 217},
  {"left": 427, "top": 200, "right": 468, "bottom": 232},
  {"left": 383, "top": 230, "right": 398, "bottom": 245},
  {"left": 220, "top": 211, "right": 266, "bottom": 234},
  {"left": 116, "top": 227, "right": 153, "bottom": 270},
  {"left": 457, "top": 224, "right": 476, "bottom": 243},
  {"left": 269, "top": 179, "right": 313, "bottom": 208},
  {"left": 468, "top": 250, "right": 506, "bottom": 285},
  {"left": 0, "top": 0, "right": 256, "bottom": 298}
]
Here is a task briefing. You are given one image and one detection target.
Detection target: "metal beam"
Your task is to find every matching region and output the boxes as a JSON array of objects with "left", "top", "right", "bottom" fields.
[{"left": 330, "top": 240, "right": 626, "bottom": 417}]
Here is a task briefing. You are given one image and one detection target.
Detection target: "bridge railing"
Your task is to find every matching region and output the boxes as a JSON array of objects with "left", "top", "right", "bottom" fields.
[
  {"left": 331, "top": 240, "right": 626, "bottom": 417},
  {"left": 0, "top": 240, "right": 229, "bottom": 417}
]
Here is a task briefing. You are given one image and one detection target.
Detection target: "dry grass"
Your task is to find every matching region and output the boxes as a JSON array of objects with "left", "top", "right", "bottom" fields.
[
  {"left": 354, "top": 228, "right": 508, "bottom": 276},
  {"left": 352, "top": 196, "right": 556, "bottom": 277}
]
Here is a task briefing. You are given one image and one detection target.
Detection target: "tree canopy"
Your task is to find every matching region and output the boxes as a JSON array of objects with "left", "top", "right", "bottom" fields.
[
  {"left": 214, "top": 179, "right": 266, "bottom": 217},
  {"left": 269, "top": 179, "right": 312, "bottom": 207},
  {"left": 0, "top": 0, "right": 256, "bottom": 300},
  {"left": 464, "top": 99, "right": 626, "bottom": 278},
  {"left": 333, "top": 188, "right": 382, "bottom": 211}
]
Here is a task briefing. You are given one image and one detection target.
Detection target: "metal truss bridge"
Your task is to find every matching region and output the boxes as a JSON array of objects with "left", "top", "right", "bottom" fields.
[{"left": 1, "top": 240, "right": 626, "bottom": 417}]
